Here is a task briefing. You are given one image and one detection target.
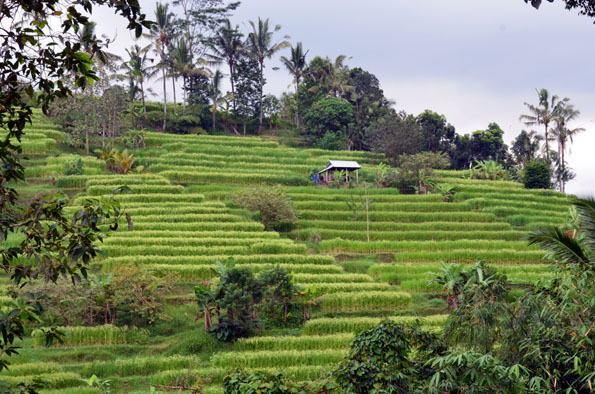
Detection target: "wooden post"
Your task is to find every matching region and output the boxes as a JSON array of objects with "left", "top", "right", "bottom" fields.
[{"left": 356, "top": 170, "right": 359, "bottom": 183}]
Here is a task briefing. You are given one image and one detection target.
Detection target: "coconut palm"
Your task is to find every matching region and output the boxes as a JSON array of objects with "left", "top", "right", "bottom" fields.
[
  {"left": 170, "top": 38, "right": 209, "bottom": 114},
  {"left": 208, "top": 20, "right": 243, "bottom": 133},
  {"left": 551, "top": 102, "right": 585, "bottom": 192},
  {"left": 151, "top": 2, "right": 174, "bottom": 130},
  {"left": 245, "top": 17, "right": 290, "bottom": 133},
  {"left": 122, "top": 44, "right": 156, "bottom": 113},
  {"left": 520, "top": 88, "right": 569, "bottom": 163},
  {"left": 280, "top": 42, "right": 308, "bottom": 127},
  {"left": 209, "top": 70, "right": 224, "bottom": 132}
]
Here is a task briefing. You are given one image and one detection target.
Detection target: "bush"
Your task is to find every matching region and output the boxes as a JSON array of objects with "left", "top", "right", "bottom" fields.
[
  {"left": 523, "top": 161, "right": 550, "bottom": 189},
  {"left": 234, "top": 186, "right": 299, "bottom": 231},
  {"left": 63, "top": 156, "right": 84, "bottom": 175},
  {"left": 314, "top": 130, "right": 349, "bottom": 150}
]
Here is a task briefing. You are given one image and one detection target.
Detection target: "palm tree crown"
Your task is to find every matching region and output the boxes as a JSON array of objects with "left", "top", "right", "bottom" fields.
[
  {"left": 245, "top": 17, "right": 290, "bottom": 132},
  {"left": 280, "top": 42, "right": 308, "bottom": 127},
  {"left": 208, "top": 20, "right": 243, "bottom": 133},
  {"left": 520, "top": 88, "right": 569, "bottom": 163}
]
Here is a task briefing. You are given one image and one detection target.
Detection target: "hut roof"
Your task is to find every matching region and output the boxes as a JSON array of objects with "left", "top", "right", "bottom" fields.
[{"left": 318, "top": 160, "right": 361, "bottom": 174}]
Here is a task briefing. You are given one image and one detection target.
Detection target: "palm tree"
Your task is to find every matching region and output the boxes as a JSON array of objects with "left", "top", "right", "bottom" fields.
[
  {"left": 280, "top": 42, "right": 308, "bottom": 127},
  {"left": 208, "top": 20, "right": 243, "bottom": 133},
  {"left": 551, "top": 102, "right": 585, "bottom": 192},
  {"left": 245, "top": 17, "right": 290, "bottom": 133},
  {"left": 122, "top": 44, "right": 156, "bottom": 113},
  {"left": 209, "top": 70, "right": 224, "bottom": 132},
  {"left": 170, "top": 38, "right": 209, "bottom": 114},
  {"left": 151, "top": 2, "right": 174, "bottom": 130},
  {"left": 520, "top": 88, "right": 569, "bottom": 163}
]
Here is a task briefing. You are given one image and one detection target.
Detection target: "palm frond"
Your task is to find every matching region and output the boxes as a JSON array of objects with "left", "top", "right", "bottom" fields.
[
  {"left": 527, "top": 226, "right": 590, "bottom": 267},
  {"left": 573, "top": 197, "right": 595, "bottom": 253}
]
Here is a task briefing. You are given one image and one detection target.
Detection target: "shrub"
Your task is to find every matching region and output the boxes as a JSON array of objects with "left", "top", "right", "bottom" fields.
[
  {"left": 234, "top": 186, "right": 299, "bottom": 231},
  {"left": 523, "top": 161, "right": 550, "bottom": 189},
  {"left": 63, "top": 156, "right": 84, "bottom": 175}
]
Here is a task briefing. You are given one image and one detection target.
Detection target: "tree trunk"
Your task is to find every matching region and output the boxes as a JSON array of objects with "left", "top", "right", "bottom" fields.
[
  {"left": 212, "top": 100, "right": 217, "bottom": 133},
  {"left": 172, "top": 75, "right": 177, "bottom": 115},
  {"left": 544, "top": 123, "right": 550, "bottom": 163},
  {"left": 141, "top": 79, "right": 146, "bottom": 113},
  {"left": 182, "top": 75, "right": 186, "bottom": 114},
  {"left": 295, "top": 78, "right": 300, "bottom": 127},
  {"left": 162, "top": 66, "right": 167, "bottom": 131},
  {"left": 229, "top": 60, "right": 238, "bottom": 132},
  {"left": 84, "top": 113, "right": 89, "bottom": 154},
  {"left": 258, "top": 62, "right": 264, "bottom": 134}
]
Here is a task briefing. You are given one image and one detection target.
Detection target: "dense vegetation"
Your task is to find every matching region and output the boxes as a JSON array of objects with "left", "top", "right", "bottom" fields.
[{"left": 0, "top": 1, "right": 593, "bottom": 394}]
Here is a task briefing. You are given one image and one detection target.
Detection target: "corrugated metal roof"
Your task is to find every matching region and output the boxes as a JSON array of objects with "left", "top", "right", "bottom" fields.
[{"left": 318, "top": 160, "right": 361, "bottom": 174}]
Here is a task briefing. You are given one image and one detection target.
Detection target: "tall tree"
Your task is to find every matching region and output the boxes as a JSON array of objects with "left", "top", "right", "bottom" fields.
[
  {"left": 233, "top": 54, "right": 261, "bottom": 135},
  {"left": 280, "top": 42, "right": 308, "bottom": 127},
  {"left": 511, "top": 129, "right": 542, "bottom": 167},
  {"left": 520, "top": 88, "right": 569, "bottom": 163},
  {"left": 172, "top": 0, "right": 240, "bottom": 60},
  {"left": 151, "top": 2, "right": 175, "bottom": 130},
  {"left": 122, "top": 43, "right": 156, "bottom": 113},
  {"left": 209, "top": 70, "right": 224, "bottom": 132},
  {"left": 170, "top": 37, "right": 210, "bottom": 113},
  {"left": 551, "top": 102, "right": 585, "bottom": 192},
  {"left": 245, "top": 17, "right": 290, "bottom": 133},
  {"left": 208, "top": 20, "right": 243, "bottom": 134},
  {"left": 416, "top": 110, "right": 456, "bottom": 153}
]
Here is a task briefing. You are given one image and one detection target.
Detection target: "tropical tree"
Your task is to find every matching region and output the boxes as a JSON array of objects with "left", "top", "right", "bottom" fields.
[
  {"left": 208, "top": 19, "right": 243, "bottom": 134},
  {"left": 245, "top": 17, "right": 290, "bottom": 133},
  {"left": 551, "top": 102, "right": 585, "bottom": 192},
  {"left": 430, "top": 262, "right": 470, "bottom": 310},
  {"left": 121, "top": 43, "right": 156, "bottom": 113},
  {"left": 511, "top": 129, "right": 542, "bottom": 167},
  {"left": 170, "top": 37, "right": 209, "bottom": 113},
  {"left": 209, "top": 70, "right": 224, "bottom": 132},
  {"left": 520, "top": 88, "right": 569, "bottom": 163},
  {"left": 151, "top": 1, "right": 175, "bottom": 130},
  {"left": 280, "top": 42, "right": 308, "bottom": 127}
]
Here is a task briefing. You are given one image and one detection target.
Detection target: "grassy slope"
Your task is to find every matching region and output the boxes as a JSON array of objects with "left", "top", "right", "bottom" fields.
[{"left": 2, "top": 112, "right": 570, "bottom": 393}]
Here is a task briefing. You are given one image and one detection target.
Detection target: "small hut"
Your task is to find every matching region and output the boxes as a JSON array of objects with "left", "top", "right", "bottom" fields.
[{"left": 316, "top": 160, "right": 361, "bottom": 184}]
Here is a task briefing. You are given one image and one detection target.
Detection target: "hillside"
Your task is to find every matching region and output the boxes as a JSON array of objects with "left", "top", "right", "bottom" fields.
[{"left": 2, "top": 113, "right": 573, "bottom": 394}]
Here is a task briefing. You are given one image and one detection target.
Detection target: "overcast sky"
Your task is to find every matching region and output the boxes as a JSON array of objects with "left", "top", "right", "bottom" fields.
[{"left": 94, "top": 0, "right": 595, "bottom": 196}]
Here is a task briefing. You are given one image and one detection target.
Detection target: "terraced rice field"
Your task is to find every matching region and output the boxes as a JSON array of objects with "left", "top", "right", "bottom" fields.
[{"left": 2, "top": 115, "right": 572, "bottom": 393}]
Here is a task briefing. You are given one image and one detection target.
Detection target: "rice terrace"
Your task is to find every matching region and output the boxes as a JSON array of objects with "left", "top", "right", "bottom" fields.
[{"left": 1, "top": 1, "right": 594, "bottom": 393}]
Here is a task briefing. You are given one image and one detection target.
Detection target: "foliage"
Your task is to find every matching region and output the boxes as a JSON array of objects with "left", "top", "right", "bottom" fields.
[
  {"left": 303, "top": 97, "right": 355, "bottom": 140},
  {"left": 444, "top": 262, "right": 510, "bottom": 353},
  {"left": 374, "top": 163, "right": 396, "bottom": 188},
  {"left": 224, "top": 369, "right": 339, "bottom": 394},
  {"left": 470, "top": 160, "right": 509, "bottom": 180},
  {"left": 416, "top": 110, "right": 456, "bottom": 153},
  {"left": 511, "top": 130, "right": 542, "bottom": 167},
  {"left": 234, "top": 186, "right": 298, "bottom": 231},
  {"left": 429, "top": 262, "right": 469, "bottom": 310},
  {"left": 527, "top": 0, "right": 595, "bottom": 20},
  {"left": 523, "top": 161, "right": 551, "bottom": 189},
  {"left": 430, "top": 183, "right": 457, "bottom": 202},
  {"left": 396, "top": 152, "right": 450, "bottom": 193},
  {"left": 451, "top": 123, "right": 510, "bottom": 169},
  {"left": 315, "top": 131, "right": 349, "bottom": 151},
  {"left": 195, "top": 263, "right": 303, "bottom": 342},
  {"left": 333, "top": 320, "right": 446, "bottom": 393},
  {"left": 63, "top": 156, "right": 84, "bottom": 176},
  {"left": 365, "top": 111, "right": 423, "bottom": 164}
]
